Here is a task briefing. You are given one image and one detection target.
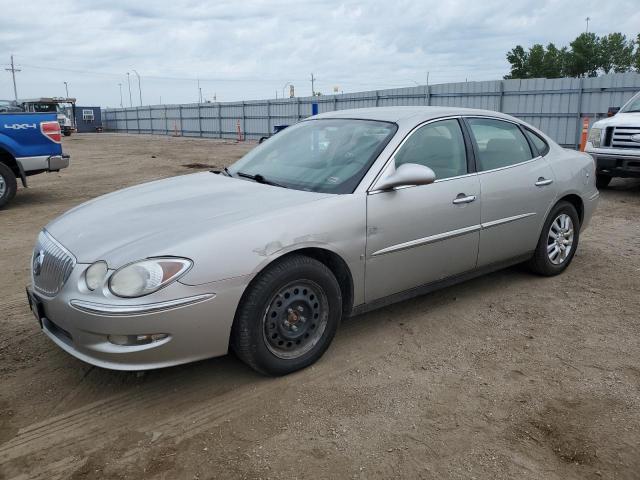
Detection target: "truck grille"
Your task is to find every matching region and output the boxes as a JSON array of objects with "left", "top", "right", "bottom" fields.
[
  {"left": 32, "top": 230, "right": 76, "bottom": 297},
  {"left": 611, "top": 127, "right": 640, "bottom": 149}
]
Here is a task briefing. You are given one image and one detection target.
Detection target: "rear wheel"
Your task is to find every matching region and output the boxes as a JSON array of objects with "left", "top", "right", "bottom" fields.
[
  {"left": 0, "top": 163, "right": 17, "bottom": 209},
  {"left": 596, "top": 174, "right": 612, "bottom": 189},
  {"left": 232, "top": 255, "right": 342, "bottom": 376},
  {"left": 527, "top": 201, "right": 580, "bottom": 276}
]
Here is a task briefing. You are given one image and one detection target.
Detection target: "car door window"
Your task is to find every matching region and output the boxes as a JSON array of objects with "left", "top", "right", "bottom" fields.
[
  {"left": 467, "top": 118, "right": 533, "bottom": 171},
  {"left": 524, "top": 129, "right": 550, "bottom": 156},
  {"left": 394, "top": 119, "right": 467, "bottom": 180}
]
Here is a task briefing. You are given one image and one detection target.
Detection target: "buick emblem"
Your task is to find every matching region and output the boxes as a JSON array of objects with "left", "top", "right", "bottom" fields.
[
  {"left": 631, "top": 134, "right": 640, "bottom": 143},
  {"left": 33, "top": 250, "right": 45, "bottom": 276}
]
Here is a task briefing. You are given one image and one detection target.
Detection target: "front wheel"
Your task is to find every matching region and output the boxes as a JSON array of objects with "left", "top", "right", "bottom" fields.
[
  {"left": 232, "top": 255, "right": 342, "bottom": 376},
  {"left": 527, "top": 201, "right": 580, "bottom": 276}
]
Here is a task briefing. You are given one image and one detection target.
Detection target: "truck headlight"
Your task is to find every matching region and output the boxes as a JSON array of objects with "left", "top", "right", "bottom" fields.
[
  {"left": 588, "top": 127, "right": 602, "bottom": 148},
  {"left": 108, "top": 258, "right": 192, "bottom": 298}
]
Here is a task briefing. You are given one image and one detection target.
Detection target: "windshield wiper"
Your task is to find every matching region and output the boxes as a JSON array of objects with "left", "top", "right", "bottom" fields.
[
  {"left": 236, "top": 171, "right": 288, "bottom": 188},
  {"left": 624, "top": 109, "right": 640, "bottom": 113}
]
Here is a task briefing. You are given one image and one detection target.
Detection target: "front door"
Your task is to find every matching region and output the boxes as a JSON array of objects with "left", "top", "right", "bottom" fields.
[{"left": 365, "top": 118, "right": 481, "bottom": 302}]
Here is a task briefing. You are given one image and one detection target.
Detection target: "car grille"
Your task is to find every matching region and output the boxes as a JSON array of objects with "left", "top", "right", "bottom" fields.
[
  {"left": 32, "top": 230, "right": 76, "bottom": 297},
  {"left": 611, "top": 126, "right": 640, "bottom": 149}
]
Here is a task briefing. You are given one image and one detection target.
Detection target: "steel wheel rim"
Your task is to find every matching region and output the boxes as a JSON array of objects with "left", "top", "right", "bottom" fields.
[
  {"left": 547, "top": 213, "right": 574, "bottom": 265},
  {"left": 0, "top": 174, "right": 5, "bottom": 197},
  {"left": 262, "top": 279, "right": 329, "bottom": 360}
]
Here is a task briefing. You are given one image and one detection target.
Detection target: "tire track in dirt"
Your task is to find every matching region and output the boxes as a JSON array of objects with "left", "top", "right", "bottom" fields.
[{"left": 0, "top": 311, "right": 397, "bottom": 479}]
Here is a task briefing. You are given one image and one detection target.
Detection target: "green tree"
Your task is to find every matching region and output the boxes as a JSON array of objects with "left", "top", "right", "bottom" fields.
[
  {"left": 542, "top": 43, "right": 566, "bottom": 78},
  {"left": 527, "top": 44, "right": 546, "bottom": 77},
  {"left": 504, "top": 32, "right": 640, "bottom": 79},
  {"left": 504, "top": 45, "right": 529, "bottom": 79},
  {"left": 565, "top": 32, "right": 600, "bottom": 77},
  {"left": 599, "top": 33, "right": 634, "bottom": 73}
]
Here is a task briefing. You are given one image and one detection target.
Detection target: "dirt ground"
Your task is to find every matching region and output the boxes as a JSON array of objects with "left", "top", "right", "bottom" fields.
[{"left": 1, "top": 133, "right": 639, "bottom": 480}]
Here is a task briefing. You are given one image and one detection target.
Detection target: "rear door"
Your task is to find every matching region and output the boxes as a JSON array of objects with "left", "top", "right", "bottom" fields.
[{"left": 464, "top": 117, "right": 557, "bottom": 267}]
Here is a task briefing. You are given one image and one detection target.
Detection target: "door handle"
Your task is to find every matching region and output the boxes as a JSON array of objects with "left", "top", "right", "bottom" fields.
[
  {"left": 453, "top": 194, "right": 476, "bottom": 205},
  {"left": 535, "top": 177, "right": 553, "bottom": 187}
]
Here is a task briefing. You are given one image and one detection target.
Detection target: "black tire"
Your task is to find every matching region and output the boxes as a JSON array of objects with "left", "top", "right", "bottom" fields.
[
  {"left": 0, "top": 163, "right": 17, "bottom": 209},
  {"left": 232, "top": 254, "right": 342, "bottom": 376},
  {"left": 63, "top": 130, "right": 72, "bottom": 137},
  {"left": 596, "top": 174, "right": 612, "bottom": 189},
  {"left": 527, "top": 201, "right": 580, "bottom": 276}
]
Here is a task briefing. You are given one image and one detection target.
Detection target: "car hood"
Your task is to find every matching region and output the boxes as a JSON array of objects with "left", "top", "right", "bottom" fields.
[
  {"left": 593, "top": 111, "right": 640, "bottom": 128},
  {"left": 46, "top": 172, "right": 331, "bottom": 265}
]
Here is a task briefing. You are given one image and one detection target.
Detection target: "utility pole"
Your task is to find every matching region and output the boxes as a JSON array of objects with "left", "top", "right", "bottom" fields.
[
  {"left": 126, "top": 72, "right": 133, "bottom": 107},
  {"left": 132, "top": 70, "right": 142, "bottom": 106},
  {"left": 5, "top": 55, "right": 20, "bottom": 102},
  {"left": 118, "top": 83, "right": 123, "bottom": 108},
  {"left": 197, "top": 79, "right": 202, "bottom": 103},
  {"left": 310, "top": 73, "right": 316, "bottom": 96},
  {"left": 585, "top": 16, "right": 590, "bottom": 33},
  {"left": 63, "top": 81, "right": 69, "bottom": 98}
]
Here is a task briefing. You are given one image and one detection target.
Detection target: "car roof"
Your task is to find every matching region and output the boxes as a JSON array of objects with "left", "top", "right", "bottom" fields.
[{"left": 313, "top": 106, "right": 518, "bottom": 126}]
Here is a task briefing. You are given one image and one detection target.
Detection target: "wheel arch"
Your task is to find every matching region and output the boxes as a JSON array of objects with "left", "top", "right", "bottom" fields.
[
  {"left": 233, "top": 247, "right": 355, "bottom": 327},
  {"left": 557, "top": 193, "right": 584, "bottom": 226},
  {"left": 0, "top": 146, "right": 21, "bottom": 180}
]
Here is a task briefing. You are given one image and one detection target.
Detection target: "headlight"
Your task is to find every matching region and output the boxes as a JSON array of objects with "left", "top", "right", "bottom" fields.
[
  {"left": 85, "top": 261, "right": 108, "bottom": 290},
  {"left": 588, "top": 127, "right": 602, "bottom": 148},
  {"left": 108, "top": 258, "right": 192, "bottom": 298}
]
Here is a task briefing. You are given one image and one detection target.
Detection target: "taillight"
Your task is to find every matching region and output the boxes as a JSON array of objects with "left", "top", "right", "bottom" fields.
[{"left": 40, "top": 121, "right": 61, "bottom": 143}]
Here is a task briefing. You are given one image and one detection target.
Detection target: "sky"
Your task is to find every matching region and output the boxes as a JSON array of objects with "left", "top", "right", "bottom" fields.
[{"left": 1, "top": 0, "right": 638, "bottom": 108}]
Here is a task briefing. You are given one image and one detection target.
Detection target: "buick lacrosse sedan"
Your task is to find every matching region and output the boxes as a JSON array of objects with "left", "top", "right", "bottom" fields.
[{"left": 27, "top": 107, "right": 599, "bottom": 375}]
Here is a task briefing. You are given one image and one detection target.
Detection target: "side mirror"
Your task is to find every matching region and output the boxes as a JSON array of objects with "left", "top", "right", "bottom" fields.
[{"left": 375, "top": 163, "right": 436, "bottom": 191}]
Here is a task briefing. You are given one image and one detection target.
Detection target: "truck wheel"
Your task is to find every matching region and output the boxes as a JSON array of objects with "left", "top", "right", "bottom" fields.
[
  {"left": 63, "top": 130, "right": 72, "bottom": 137},
  {"left": 0, "top": 163, "right": 17, "bottom": 209},
  {"left": 232, "top": 254, "right": 342, "bottom": 376},
  {"left": 596, "top": 174, "right": 611, "bottom": 189}
]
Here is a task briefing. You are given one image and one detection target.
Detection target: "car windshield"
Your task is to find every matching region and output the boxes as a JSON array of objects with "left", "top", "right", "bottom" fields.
[
  {"left": 228, "top": 119, "right": 397, "bottom": 194},
  {"left": 620, "top": 92, "right": 640, "bottom": 112}
]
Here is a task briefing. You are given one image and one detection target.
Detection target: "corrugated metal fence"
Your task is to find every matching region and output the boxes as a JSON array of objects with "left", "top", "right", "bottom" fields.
[{"left": 102, "top": 72, "right": 640, "bottom": 148}]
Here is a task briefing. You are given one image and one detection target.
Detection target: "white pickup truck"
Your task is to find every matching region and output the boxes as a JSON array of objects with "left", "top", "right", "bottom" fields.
[{"left": 586, "top": 91, "right": 640, "bottom": 188}]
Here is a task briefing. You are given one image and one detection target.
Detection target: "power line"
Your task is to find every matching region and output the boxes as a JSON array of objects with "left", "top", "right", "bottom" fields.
[{"left": 17, "top": 62, "right": 297, "bottom": 83}]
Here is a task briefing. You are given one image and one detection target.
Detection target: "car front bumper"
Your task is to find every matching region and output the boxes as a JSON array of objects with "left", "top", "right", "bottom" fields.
[{"left": 27, "top": 267, "right": 249, "bottom": 371}]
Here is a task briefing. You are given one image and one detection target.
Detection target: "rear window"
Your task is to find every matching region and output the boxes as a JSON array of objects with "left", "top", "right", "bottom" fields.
[{"left": 525, "top": 129, "right": 550, "bottom": 156}]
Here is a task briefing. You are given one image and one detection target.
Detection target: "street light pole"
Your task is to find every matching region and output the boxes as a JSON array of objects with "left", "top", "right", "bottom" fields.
[
  {"left": 132, "top": 70, "right": 142, "bottom": 106},
  {"left": 63, "top": 81, "right": 69, "bottom": 98},
  {"left": 126, "top": 72, "right": 133, "bottom": 107},
  {"left": 118, "top": 83, "right": 123, "bottom": 108},
  {"left": 282, "top": 81, "right": 293, "bottom": 99}
]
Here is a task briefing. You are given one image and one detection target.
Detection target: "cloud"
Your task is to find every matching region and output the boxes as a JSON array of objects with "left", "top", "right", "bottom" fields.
[{"left": 0, "top": 0, "right": 638, "bottom": 106}]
